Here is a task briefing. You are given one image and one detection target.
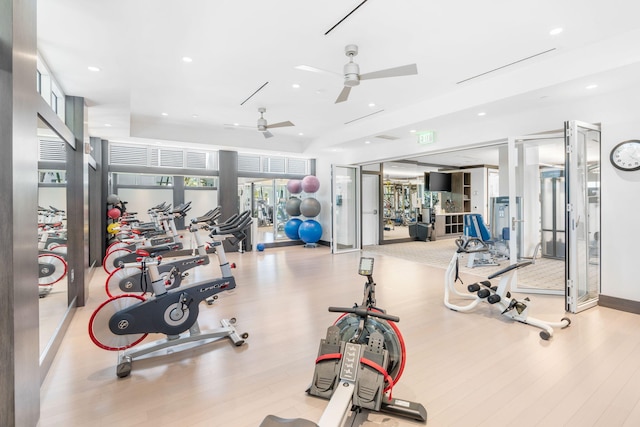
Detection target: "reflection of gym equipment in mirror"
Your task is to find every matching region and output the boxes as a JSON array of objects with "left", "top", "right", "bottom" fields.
[
  {"left": 261, "top": 257, "right": 427, "bottom": 426},
  {"left": 37, "top": 116, "right": 72, "bottom": 359},
  {"left": 445, "top": 238, "right": 571, "bottom": 340}
]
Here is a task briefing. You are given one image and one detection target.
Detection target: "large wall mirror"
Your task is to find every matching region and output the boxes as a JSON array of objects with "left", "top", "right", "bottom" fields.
[{"left": 37, "top": 116, "right": 72, "bottom": 370}]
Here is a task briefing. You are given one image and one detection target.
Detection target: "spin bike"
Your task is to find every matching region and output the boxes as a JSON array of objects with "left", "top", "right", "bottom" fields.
[
  {"left": 444, "top": 237, "right": 571, "bottom": 340},
  {"left": 105, "top": 210, "right": 251, "bottom": 299},
  {"left": 261, "top": 257, "right": 427, "bottom": 427},
  {"left": 103, "top": 202, "right": 193, "bottom": 273},
  {"left": 89, "top": 230, "right": 249, "bottom": 378}
]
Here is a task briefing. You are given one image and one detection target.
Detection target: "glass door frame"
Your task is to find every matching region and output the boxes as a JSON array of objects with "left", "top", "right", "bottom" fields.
[
  {"left": 331, "top": 164, "right": 361, "bottom": 254},
  {"left": 565, "top": 120, "right": 601, "bottom": 313},
  {"left": 508, "top": 133, "right": 566, "bottom": 295}
]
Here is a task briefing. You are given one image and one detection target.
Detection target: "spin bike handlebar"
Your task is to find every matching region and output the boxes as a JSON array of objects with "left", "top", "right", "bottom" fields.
[{"left": 328, "top": 306, "right": 400, "bottom": 323}]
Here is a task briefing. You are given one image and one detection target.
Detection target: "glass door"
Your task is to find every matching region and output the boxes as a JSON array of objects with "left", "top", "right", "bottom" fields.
[
  {"left": 332, "top": 165, "right": 360, "bottom": 253},
  {"left": 565, "top": 121, "right": 601, "bottom": 313},
  {"left": 508, "top": 133, "right": 566, "bottom": 295}
]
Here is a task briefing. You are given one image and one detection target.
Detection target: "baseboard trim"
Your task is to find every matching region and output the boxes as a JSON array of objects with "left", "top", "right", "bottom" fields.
[{"left": 599, "top": 294, "right": 640, "bottom": 315}]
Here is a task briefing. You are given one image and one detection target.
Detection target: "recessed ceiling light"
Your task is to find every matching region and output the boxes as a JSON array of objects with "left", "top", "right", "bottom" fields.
[
  {"left": 409, "top": 129, "right": 417, "bottom": 133},
  {"left": 87, "top": 66, "right": 100, "bottom": 72},
  {"left": 478, "top": 112, "right": 486, "bottom": 116},
  {"left": 161, "top": 112, "right": 168, "bottom": 116},
  {"left": 365, "top": 140, "right": 371, "bottom": 144},
  {"left": 549, "top": 28, "right": 563, "bottom": 36},
  {"left": 586, "top": 84, "right": 598, "bottom": 90},
  {"left": 298, "top": 132, "right": 304, "bottom": 136},
  {"left": 292, "top": 83, "right": 300, "bottom": 89},
  {"left": 104, "top": 123, "right": 112, "bottom": 127},
  {"left": 233, "top": 123, "right": 239, "bottom": 126},
  {"left": 182, "top": 56, "right": 193, "bottom": 63},
  {"left": 192, "top": 114, "right": 199, "bottom": 118},
  {"left": 368, "top": 103, "right": 376, "bottom": 107}
]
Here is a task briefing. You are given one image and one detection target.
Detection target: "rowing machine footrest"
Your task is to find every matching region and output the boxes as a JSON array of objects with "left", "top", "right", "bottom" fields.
[
  {"left": 353, "top": 331, "right": 388, "bottom": 411},
  {"left": 308, "top": 326, "right": 342, "bottom": 399}
]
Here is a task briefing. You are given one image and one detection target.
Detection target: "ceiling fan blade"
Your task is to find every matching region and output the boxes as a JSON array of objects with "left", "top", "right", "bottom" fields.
[
  {"left": 335, "top": 86, "right": 351, "bottom": 103},
  {"left": 359, "top": 63, "right": 418, "bottom": 81},
  {"left": 263, "top": 130, "right": 274, "bottom": 139},
  {"left": 266, "top": 121, "right": 295, "bottom": 129},
  {"left": 294, "top": 65, "right": 342, "bottom": 78}
]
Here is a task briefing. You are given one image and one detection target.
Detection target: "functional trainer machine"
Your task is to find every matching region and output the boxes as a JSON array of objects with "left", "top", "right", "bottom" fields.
[
  {"left": 261, "top": 257, "right": 427, "bottom": 427},
  {"left": 89, "top": 228, "right": 249, "bottom": 378},
  {"left": 444, "top": 237, "right": 571, "bottom": 340}
]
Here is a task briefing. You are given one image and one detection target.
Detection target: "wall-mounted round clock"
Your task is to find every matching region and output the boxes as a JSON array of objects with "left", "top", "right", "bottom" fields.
[{"left": 610, "top": 140, "right": 640, "bottom": 171}]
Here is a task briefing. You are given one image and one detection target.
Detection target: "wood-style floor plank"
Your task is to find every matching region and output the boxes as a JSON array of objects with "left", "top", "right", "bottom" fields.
[{"left": 39, "top": 245, "right": 640, "bottom": 427}]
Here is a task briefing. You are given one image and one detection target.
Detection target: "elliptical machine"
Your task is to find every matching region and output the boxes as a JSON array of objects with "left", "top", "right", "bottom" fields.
[
  {"left": 445, "top": 237, "right": 571, "bottom": 340},
  {"left": 261, "top": 257, "right": 427, "bottom": 427}
]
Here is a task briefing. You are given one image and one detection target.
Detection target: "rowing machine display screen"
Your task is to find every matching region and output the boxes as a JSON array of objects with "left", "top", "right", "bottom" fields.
[{"left": 358, "top": 257, "right": 374, "bottom": 276}]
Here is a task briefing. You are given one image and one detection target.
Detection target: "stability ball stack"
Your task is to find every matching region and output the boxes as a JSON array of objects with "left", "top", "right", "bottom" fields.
[{"left": 284, "top": 175, "right": 323, "bottom": 246}]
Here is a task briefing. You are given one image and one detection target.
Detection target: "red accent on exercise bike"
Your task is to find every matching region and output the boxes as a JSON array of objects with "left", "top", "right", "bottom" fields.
[
  {"left": 230, "top": 263, "right": 236, "bottom": 268},
  {"left": 136, "top": 249, "right": 150, "bottom": 257},
  {"left": 88, "top": 294, "right": 148, "bottom": 351}
]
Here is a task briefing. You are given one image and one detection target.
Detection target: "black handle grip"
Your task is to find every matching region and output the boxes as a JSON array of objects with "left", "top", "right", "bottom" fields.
[{"left": 328, "top": 306, "right": 400, "bottom": 323}]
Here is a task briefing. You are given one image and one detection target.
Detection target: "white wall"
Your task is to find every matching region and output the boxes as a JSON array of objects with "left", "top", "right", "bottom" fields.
[
  {"left": 184, "top": 189, "right": 218, "bottom": 222},
  {"left": 117, "top": 188, "right": 174, "bottom": 223},
  {"left": 601, "top": 119, "right": 640, "bottom": 301}
]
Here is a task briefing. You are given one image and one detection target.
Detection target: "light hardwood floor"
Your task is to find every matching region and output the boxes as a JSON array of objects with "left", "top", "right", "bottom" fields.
[{"left": 39, "top": 246, "right": 640, "bottom": 426}]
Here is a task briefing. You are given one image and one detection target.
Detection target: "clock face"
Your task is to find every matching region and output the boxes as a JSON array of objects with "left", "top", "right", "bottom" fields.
[{"left": 610, "top": 140, "right": 640, "bottom": 171}]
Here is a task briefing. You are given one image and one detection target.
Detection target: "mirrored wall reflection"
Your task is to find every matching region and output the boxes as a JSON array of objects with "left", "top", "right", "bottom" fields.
[
  {"left": 37, "top": 117, "right": 69, "bottom": 356},
  {"left": 238, "top": 178, "right": 295, "bottom": 244}
]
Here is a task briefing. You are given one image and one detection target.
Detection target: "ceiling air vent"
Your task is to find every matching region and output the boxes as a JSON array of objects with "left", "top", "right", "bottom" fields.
[
  {"left": 39, "top": 139, "right": 66, "bottom": 162},
  {"left": 287, "top": 158, "right": 308, "bottom": 175},
  {"left": 110, "top": 144, "right": 148, "bottom": 166},
  {"left": 238, "top": 155, "right": 261, "bottom": 173},
  {"left": 159, "top": 149, "right": 184, "bottom": 168},
  {"left": 375, "top": 135, "right": 399, "bottom": 141},
  {"left": 186, "top": 151, "right": 207, "bottom": 169},
  {"left": 265, "top": 157, "right": 286, "bottom": 173},
  {"left": 150, "top": 148, "right": 159, "bottom": 166}
]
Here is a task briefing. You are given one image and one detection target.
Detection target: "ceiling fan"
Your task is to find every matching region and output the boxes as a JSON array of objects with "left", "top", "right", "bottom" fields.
[
  {"left": 256, "top": 107, "right": 294, "bottom": 138},
  {"left": 226, "top": 107, "right": 295, "bottom": 139},
  {"left": 297, "top": 44, "right": 418, "bottom": 103}
]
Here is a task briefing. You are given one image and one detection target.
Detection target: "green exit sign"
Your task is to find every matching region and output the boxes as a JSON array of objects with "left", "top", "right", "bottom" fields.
[{"left": 417, "top": 131, "right": 436, "bottom": 145}]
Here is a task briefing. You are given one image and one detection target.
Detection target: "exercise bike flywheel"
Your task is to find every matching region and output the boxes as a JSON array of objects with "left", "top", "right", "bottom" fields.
[
  {"left": 38, "top": 253, "right": 68, "bottom": 286},
  {"left": 89, "top": 294, "right": 148, "bottom": 351}
]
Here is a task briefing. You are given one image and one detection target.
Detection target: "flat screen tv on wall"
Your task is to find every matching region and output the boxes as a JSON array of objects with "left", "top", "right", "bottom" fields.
[{"left": 424, "top": 172, "right": 452, "bottom": 192}]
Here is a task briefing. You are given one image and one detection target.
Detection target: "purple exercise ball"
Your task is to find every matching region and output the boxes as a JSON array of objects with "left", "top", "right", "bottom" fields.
[
  {"left": 301, "top": 175, "right": 320, "bottom": 193},
  {"left": 287, "top": 179, "right": 302, "bottom": 194}
]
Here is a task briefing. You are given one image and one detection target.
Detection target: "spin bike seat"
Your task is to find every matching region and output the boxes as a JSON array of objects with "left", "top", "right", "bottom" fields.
[{"left": 259, "top": 415, "right": 318, "bottom": 427}]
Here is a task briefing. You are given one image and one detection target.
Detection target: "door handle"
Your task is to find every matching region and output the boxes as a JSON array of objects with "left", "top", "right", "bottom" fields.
[
  {"left": 512, "top": 217, "right": 524, "bottom": 231},
  {"left": 373, "top": 209, "right": 378, "bottom": 215}
]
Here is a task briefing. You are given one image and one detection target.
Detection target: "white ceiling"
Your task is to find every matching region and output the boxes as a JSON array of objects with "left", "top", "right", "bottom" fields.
[{"left": 37, "top": 0, "right": 640, "bottom": 162}]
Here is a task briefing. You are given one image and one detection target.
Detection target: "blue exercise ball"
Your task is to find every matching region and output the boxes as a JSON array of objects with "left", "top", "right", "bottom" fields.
[
  {"left": 300, "top": 197, "right": 321, "bottom": 217},
  {"left": 298, "top": 219, "right": 323, "bottom": 244},
  {"left": 284, "top": 218, "right": 303, "bottom": 240},
  {"left": 256, "top": 243, "right": 265, "bottom": 251}
]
